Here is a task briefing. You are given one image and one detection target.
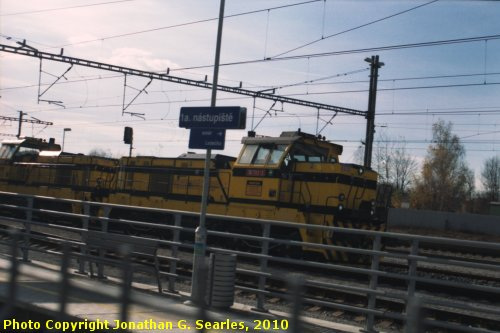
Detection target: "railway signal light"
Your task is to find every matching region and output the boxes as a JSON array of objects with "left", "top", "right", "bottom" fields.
[
  {"left": 124, "top": 127, "right": 133, "bottom": 157},
  {"left": 123, "top": 127, "right": 133, "bottom": 144}
]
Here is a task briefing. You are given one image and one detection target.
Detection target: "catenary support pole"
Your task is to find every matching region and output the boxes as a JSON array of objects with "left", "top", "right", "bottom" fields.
[
  {"left": 17, "top": 111, "right": 25, "bottom": 138},
  {"left": 190, "top": 0, "right": 225, "bottom": 305},
  {"left": 363, "top": 55, "right": 384, "bottom": 169}
]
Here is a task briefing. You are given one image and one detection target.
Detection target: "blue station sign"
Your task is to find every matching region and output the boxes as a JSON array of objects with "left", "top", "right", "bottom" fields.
[
  {"left": 188, "top": 128, "right": 226, "bottom": 150},
  {"left": 179, "top": 106, "right": 246, "bottom": 129}
]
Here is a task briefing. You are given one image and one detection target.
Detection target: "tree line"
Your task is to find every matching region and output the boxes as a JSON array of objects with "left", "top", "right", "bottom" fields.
[{"left": 366, "top": 120, "right": 499, "bottom": 213}]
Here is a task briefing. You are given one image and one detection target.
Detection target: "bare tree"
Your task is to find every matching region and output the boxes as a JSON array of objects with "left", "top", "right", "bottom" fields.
[
  {"left": 353, "top": 144, "right": 365, "bottom": 165},
  {"left": 354, "top": 133, "right": 417, "bottom": 205},
  {"left": 481, "top": 156, "right": 500, "bottom": 202},
  {"left": 374, "top": 133, "right": 417, "bottom": 195},
  {"left": 374, "top": 132, "right": 393, "bottom": 184},
  {"left": 392, "top": 143, "right": 418, "bottom": 194},
  {"left": 88, "top": 148, "right": 113, "bottom": 158}
]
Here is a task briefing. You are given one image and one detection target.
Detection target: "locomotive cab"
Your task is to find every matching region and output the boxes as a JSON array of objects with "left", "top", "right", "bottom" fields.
[
  {"left": 0, "top": 138, "right": 61, "bottom": 190},
  {"left": 229, "top": 131, "right": 383, "bottom": 260},
  {"left": 230, "top": 130, "right": 344, "bottom": 206},
  {"left": 0, "top": 137, "right": 61, "bottom": 164}
]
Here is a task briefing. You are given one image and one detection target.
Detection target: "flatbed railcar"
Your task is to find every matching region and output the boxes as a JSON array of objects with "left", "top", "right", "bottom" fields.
[{"left": 0, "top": 131, "right": 390, "bottom": 260}]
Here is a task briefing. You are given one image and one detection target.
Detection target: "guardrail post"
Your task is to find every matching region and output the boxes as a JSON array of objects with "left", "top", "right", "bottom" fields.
[
  {"left": 365, "top": 234, "right": 382, "bottom": 333},
  {"left": 119, "top": 244, "right": 132, "bottom": 323},
  {"left": 96, "top": 204, "right": 110, "bottom": 279},
  {"left": 77, "top": 202, "right": 90, "bottom": 274},
  {"left": 405, "top": 239, "right": 419, "bottom": 319},
  {"left": 58, "top": 243, "right": 71, "bottom": 320},
  {"left": 21, "top": 197, "right": 33, "bottom": 262},
  {"left": 405, "top": 296, "right": 424, "bottom": 333},
  {"left": 288, "top": 274, "right": 304, "bottom": 333},
  {"left": 168, "top": 214, "right": 181, "bottom": 292},
  {"left": 0, "top": 232, "right": 20, "bottom": 320},
  {"left": 100, "top": 205, "right": 111, "bottom": 233},
  {"left": 252, "top": 222, "right": 270, "bottom": 312}
]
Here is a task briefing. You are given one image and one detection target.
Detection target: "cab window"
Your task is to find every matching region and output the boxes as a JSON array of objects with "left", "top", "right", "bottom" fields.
[
  {"left": 0, "top": 145, "right": 17, "bottom": 159},
  {"left": 268, "top": 145, "right": 286, "bottom": 164},
  {"left": 238, "top": 144, "right": 287, "bottom": 166},
  {"left": 15, "top": 146, "right": 39, "bottom": 158},
  {"left": 239, "top": 145, "right": 258, "bottom": 164},
  {"left": 254, "top": 146, "right": 271, "bottom": 164},
  {"left": 289, "top": 143, "right": 328, "bottom": 163}
]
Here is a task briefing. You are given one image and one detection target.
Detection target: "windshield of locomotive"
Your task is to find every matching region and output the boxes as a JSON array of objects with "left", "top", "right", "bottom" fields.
[
  {"left": 238, "top": 144, "right": 288, "bottom": 165},
  {"left": 0, "top": 144, "right": 18, "bottom": 160},
  {"left": 286, "top": 143, "right": 329, "bottom": 163}
]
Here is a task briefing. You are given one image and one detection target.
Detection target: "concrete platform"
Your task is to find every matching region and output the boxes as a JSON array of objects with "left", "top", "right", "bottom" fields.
[{"left": 0, "top": 256, "right": 361, "bottom": 333}]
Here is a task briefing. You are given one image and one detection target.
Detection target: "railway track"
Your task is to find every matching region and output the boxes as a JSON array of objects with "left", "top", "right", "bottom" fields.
[{"left": 0, "top": 224, "right": 499, "bottom": 332}]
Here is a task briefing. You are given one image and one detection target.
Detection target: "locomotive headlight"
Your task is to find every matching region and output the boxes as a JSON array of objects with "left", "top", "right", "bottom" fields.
[
  {"left": 338, "top": 204, "right": 344, "bottom": 211},
  {"left": 370, "top": 209, "right": 375, "bottom": 215},
  {"left": 338, "top": 193, "right": 345, "bottom": 201},
  {"left": 358, "top": 167, "right": 364, "bottom": 175},
  {"left": 371, "top": 200, "right": 375, "bottom": 207}
]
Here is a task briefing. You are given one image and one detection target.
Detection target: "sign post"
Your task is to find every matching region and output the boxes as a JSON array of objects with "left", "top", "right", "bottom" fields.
[
  {"left": 187, "top": 0, "right": 226, "bottom": 306},
  {"left": 180, "top": 105, "right": 246, "bottom": 306}
]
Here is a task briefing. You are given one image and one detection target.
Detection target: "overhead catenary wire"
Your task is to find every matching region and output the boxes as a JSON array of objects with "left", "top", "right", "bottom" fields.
[
  {"left": 271, "top": 0, "right": 440, "bottom": 58},
  {"left": 0, "top": 0, "right": 137, "bottom": 17},
  {"left": 13, "top": 96, "right": 500, "bottom": 119},
  {"left": 280, "top": 81, "right": 500, "bottom": 97},
  {"left": 25, "top": 112, "right": 500, "bottom": 139},
  {"left": 1, "top": 3, "right": 498, "bottom": 164},
  {"left": 3, "top": 68, "right": 500, "bottom": 101},
  {"left": 173, "top": 34, "right": 500, "bottom": 71},
  {"left": 54, "top": 0, "right": 322, "bottom": 48}
]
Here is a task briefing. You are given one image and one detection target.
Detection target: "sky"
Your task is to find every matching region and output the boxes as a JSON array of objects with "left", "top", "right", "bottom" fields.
[{"left": 0, "top": 0, "right": 499, "bottom": 189}]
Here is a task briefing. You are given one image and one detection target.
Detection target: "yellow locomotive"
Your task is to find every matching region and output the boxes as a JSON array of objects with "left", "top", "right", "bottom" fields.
[{"left": 0, "top": 131, "right": 389, "bottom": 260}]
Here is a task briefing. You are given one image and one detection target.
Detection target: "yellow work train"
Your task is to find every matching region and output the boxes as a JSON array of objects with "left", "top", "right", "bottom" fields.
[{"left": 0, "top": 131, "right": 390, "bottom": 260}]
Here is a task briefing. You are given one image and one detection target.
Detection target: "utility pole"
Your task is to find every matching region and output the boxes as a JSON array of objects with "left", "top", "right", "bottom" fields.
[
  {"left": 363, "top": 55, "right": 384, "bottom": 169},
  {"left": 0, "top": 112, "right": 53, "bottom": 138},
  {"left": 190, "top": 0, "right": 225, "bottom": 306},
  {"left": 62, "top": 128, "right": 71, "bottom": 151}
]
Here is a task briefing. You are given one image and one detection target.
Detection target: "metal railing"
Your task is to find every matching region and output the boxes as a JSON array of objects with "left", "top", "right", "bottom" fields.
[
  {"left": 0, "top": 190, "right": 499, "bottom": 333},
  {"left": 0, "top": 231, "right": 276, "bottom": 333}
]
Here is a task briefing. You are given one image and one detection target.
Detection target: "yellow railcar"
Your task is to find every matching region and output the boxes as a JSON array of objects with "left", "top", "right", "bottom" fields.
[
  {"left": 107, "top": 154, "right": 234, "bottom": 221},
  {"left": 0, "top": 137, "right": 117, "bottom": 217}
]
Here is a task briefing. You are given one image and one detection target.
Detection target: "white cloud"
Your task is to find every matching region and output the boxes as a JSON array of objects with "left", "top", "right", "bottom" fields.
[{"left": 104, "top": 47, "right": 179, "bottom": 72}]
